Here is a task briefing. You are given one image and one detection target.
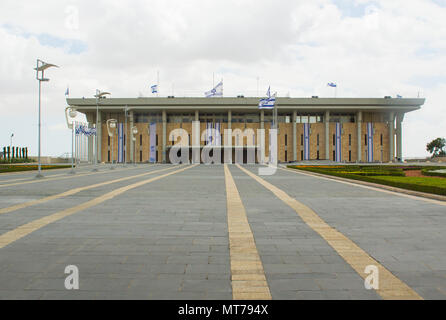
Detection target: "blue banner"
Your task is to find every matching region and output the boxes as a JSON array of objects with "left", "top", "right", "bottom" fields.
[
  {"left": 367, "top": 123, "right": 374, "bottom": 162},
  {"left": 336, "top": 123, "right": 342, "bottom": 162},
  {"left": 304, "top": 123, "right": 310, "bottom": 160},
  {"left": 149, "top": 122, "right": 157, "bottom": 163},
  {"left": 118, "top": 123, "right": 124, "bottom": 163}
]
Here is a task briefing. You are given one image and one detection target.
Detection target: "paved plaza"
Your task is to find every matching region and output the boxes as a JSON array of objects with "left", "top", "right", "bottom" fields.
[{"left": 0, "top": 164, "right": 445, "bottom": 300}]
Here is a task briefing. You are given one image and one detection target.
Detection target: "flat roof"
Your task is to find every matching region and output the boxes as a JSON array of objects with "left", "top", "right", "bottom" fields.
[{"left": 66, "top": 97, "right": 425, "bottom": 113}]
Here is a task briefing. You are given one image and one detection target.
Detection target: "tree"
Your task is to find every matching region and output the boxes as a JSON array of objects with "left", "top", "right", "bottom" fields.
[{"left": 426, "top": 138, "right": 446, "bottom": 157}]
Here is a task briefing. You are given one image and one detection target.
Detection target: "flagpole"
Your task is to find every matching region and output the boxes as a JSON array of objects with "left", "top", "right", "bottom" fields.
[
  {"left": 256, "top": 77, "right": 259, "bottom": 97},
  {"left": 157, "top": 71, "right": 159, "bottom": 97}
]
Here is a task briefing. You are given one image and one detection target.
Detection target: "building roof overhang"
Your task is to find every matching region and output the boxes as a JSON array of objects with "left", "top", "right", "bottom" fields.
[{"left": 66, "top": 97, "right": 425, "bottom": 114}]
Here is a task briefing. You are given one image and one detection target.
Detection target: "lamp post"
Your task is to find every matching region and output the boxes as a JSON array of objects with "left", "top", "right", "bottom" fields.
[
  {"left": 106, "top": 119, "right": 117, "bottom": 170},
  {"left": 132, "top": 126, "right": 138, "bottom": 166},
  {"left": 35, "top": 59, "right": 58, "bottom": 178},
  {"left": 10, "top": 133, "right": 13, "bottom": 163},
  {"left": 65, "top": 107, "right": 78, "bottom": 174},
  {"left": 93, "top": 90, "right": 111, "bottom": 171}
]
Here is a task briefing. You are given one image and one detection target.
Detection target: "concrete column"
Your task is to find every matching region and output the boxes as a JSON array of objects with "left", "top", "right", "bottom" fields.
[
  {"left": 258, "top": 110, "right": 265, "bottom": 164},
  {"left": 292, "top": 111, "right": 297, "bottom": 162},
  {"left": 389, "top": 112, "right": 395, "bottom": 162},
  {"left": 129, "top": 111, "right": 134, "bottom": 163},
  {"left": 325, "top": 110, "right": 330, "bottom": 160},
  {"left": 97, "top": 111, "right": 102, "bottom": 162},
  {"left": 193, "top": 110, "right": 200, "bottom": 164},
  {"left": 357, "top": 111, "right": 362, "bottom": 162},
  {"left": 228, "top": 110, "right": 232, "bottom": 130},
  {"left": 260, "top": 110, "right": 264, "bottom": 130},
  {"left": 396, "top": 113, "right": 404, "bottom": 162},
  {"left": 162, "top": 110, "right": 167, "bottom": 163}
]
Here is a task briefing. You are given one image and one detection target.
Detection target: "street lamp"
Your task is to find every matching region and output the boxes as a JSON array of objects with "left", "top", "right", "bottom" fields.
[
  {"left": 10, "top": 133, "right": 14, "bottom": 163},
  {"left": 35, "top": 59, "right": 59, "bottom": 178},
  {"left": 93, "top": 89, "right": 111, "bottom": 171},
  {"left": 106, "top": 119, "right": 117, "bottom": 170},
  {"left": 131, "top": 126, "right": 138, "bottom": 166},
  {"left": 65, "top": 107, "right": 78, "bottom": 174}
]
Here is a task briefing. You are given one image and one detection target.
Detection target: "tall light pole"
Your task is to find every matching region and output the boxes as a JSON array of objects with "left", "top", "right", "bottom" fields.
[
  {"left": 132, "top": 126, "right": 138, "bottom": 166},
  {"left": 35, "top": 59, "right": 58, "bottom": 178},
  {"left": 106, "top": 119, "right": 117, "bottom": 170},
  {"left": 10, "top": 133, "right": 13, "bottom": 163},
  {"left": 93, "top": 90, "right": 111, "bottom": 171},
  {"left": 65, "top": 107, "right": 78, "bottom": 174}
]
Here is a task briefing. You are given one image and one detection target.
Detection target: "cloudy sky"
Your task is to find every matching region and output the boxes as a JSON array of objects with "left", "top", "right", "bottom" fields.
[{"left": 0, "top": 0, "right": 445, "bottom": 158}]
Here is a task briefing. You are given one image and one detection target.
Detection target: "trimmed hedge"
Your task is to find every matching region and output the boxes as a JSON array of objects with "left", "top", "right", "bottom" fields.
[
  {"left": 288, "top": 165, "right": 446, "bottom": 196},
  {"left": 422, "top": 168, "right": 446, "bottom": 178},
  {"left": 0, "top": 158, "right": 36, "bottom": 164},
  {"left": 0, "top": 165, "right": 71, "bottom": 173}
]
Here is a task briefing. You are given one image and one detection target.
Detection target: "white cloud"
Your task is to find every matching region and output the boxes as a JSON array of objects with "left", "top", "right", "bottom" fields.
[{"left": 0, "top": 0, "right": 445, "bottom": 157}]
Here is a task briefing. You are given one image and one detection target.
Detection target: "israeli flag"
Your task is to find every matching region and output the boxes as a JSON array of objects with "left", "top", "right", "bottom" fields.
[
  {"left": 397, "top": 94, "right": 402, "bottom": 99},
  {"left": 151, "top": 85, "right": 158, "bottom": 94},
  {"left": 205, "top": 81, "right": 223, "bottom": 97},
  {"left": 259, "top": 92, "right": 276, "bottom": 109},
  {"left": 303, "top": 123, "right": 310, "bottom": 160},
  {"left": 327, "top": 82, "right": 337, "bottom": 88},
  {"left": 367, "top": 123, "right": 374, "bottom": 163}
]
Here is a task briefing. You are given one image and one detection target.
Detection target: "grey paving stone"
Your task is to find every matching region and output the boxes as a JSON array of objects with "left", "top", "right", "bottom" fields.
[
  {"left": 1, "top": 165, "right": 446, "bottom": 299},
  {"left": 181, "top": 280, "right": 232, "bottom": 293},
  {"left": 269, "top": 279, "right": 321, "bottom": 291}
]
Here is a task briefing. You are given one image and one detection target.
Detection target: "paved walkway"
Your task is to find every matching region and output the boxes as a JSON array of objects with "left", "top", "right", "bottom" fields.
[{"left": 0, "top": 164, "right": 445, "bottom": 299}]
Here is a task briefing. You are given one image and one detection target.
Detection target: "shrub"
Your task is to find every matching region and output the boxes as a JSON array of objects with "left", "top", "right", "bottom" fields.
[
  {"left": 422, "top": 168, "right": 446, "bottom": 178},
  {"left": 287, "top": 165, "right": 446, "bottom": 196}
]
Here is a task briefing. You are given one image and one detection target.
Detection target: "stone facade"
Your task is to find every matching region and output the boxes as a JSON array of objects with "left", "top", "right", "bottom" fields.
[
  {"left": 97, "top": 113, "right": 396, "bottom": 164},
  {"left": 68, "top": 97, "right": 424, "bottom": 164}
]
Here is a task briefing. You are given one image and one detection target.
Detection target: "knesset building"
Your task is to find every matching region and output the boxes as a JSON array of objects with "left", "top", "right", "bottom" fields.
[{"left": 66, "top": 96, "right": 425, "bottom": 164}]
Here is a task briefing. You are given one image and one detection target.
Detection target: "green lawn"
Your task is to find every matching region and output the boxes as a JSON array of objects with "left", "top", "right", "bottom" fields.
[{"left": 287, "top": 165, "right": 446, "bottom": 196}]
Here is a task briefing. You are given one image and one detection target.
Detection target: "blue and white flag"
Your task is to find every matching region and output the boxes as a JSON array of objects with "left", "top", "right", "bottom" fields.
[
  {"left": 396, "top": 94, "right": 402, "bottom": 99},
  {"left": 266, "top": 86, "right": 271, "bottom": 98},
  {"left": 367, "top": 123, "right": 374, "bottom": 163},
  {"left": 327, "top": 82, "right": 337, "bottom": 88},
  {"left": 118, "top": 123, "right": 124, "bottom": 163},
  {"left": 65, "top": 87, "right": 69, "bottom": 96},
  {"left": 206, "top": 122, "right": 212, "bottom": 145},
  {"left": 335, "top": 123, "right": 342, "bottom": 162},
  {"left": 215, "top": 122, "right": 221, "bottom": 146},
  {"left": 259, "top": 92, "right": 276, "bottom": 109},
  {"left": 205, "top": 80, "right": 223, "bottom": 97},
  {"left": 149, "top": 122, "right": 157, "bottom": 163},
  {"left": 151, "top": 85, "right": 158, "bottom": 94},
  {"left": 303, "top": 123, "right": 310, "bottom": 160},
  {"left": 75, "top": 124, "right": 96, "bottom": 136}
]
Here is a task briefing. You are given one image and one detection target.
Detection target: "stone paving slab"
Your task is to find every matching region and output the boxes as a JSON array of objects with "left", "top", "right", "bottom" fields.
[
  {"left": 229, "top": 165, "right": 380, "bottom": 300},
  {"left": 239, "top": 165, "right": 446, "bottom": 299},
  {"left": 0, "top": 164, "right": 445, "bottom": 299}
]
